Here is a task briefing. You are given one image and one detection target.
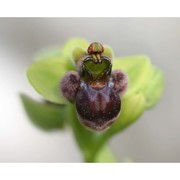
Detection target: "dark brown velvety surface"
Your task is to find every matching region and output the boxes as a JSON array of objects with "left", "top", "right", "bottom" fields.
[{"left": 75, "top": 82, "right": 121, "bottom": 130}]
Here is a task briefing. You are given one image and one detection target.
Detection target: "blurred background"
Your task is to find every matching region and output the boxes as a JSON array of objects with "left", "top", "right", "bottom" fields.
[{"left": 0, "top": 18, "right": 179, "bottom": 162}]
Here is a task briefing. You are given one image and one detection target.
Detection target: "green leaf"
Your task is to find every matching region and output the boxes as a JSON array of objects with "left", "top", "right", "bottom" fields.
[
  {"left": 113, "top": 55, "right": 152, "bottom": 97},
  {"left": 27, "top": 57, "right": 75, "bottom": 104},
  {"left": 21, "top": 94, "right": 68, "bottom": 130},
  {"left": 143, "top": 66, "right": 164, "bottom": 108}
]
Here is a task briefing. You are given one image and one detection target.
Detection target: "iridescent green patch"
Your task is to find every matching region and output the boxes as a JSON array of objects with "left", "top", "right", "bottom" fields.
[{"left": 83, "top": 58, "right": 111, "bottom": 80}]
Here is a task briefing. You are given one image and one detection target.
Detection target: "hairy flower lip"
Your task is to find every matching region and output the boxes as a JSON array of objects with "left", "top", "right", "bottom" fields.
[{"left": 75, "top": 83, "right": 121, "bottom": 131}]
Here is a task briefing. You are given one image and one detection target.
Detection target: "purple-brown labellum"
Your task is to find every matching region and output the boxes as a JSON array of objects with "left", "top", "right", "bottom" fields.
[{"left": 75, "top": 82, "right": 121, "bottom": 131}]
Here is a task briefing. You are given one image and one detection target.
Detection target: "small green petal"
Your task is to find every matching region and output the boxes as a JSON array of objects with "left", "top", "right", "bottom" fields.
[
  {"left": 27, "top": 57, "right": 75, "bottom": 104},
  {"left": 71, "top": 47, "right": 87, "bottom": 65},
  {"left": 143, "top": 66, "right": 164, "bottom": 108},
  {"left": 20, "top": 94, "right": 67, "bottom": 130},
  {"left": 62, "top": 38, "right": 89, "bottom": 60},
  {"left": 113, "top": 55, "right": 152, "bottom": 97},
  {"left": 103, "top": 45, "right": 114, "bottom": 59}
]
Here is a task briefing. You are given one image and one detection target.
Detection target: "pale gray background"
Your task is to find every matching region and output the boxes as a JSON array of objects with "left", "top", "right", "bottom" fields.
[{"left": 0, "top": 18, "right": 179, "bottom": 162}]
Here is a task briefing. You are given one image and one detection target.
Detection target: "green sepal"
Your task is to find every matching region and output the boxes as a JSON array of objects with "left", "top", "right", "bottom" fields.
[
  {"left": 26, "top": 57, "right": 75, "bottom": 104},
  {"left": 107, "top": 93, "right": 146, "bottom": 136},
  {"left": 113, "top": 55, "right": 152, "bottom": 97},
  {"left": 143, "top": 66, "right": 164, "bottom": 108},
  {"left": 20, "top": 94, "right": 67, "bottom": 130}
]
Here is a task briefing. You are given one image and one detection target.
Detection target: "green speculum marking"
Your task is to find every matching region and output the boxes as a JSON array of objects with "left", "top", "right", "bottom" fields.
[{"left": 83, "top": 58, "right": 111, "bottom": 80}]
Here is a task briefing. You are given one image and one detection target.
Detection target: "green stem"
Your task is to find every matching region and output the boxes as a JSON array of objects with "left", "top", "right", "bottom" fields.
[{"left": 85, "top": 145, "right": 117, "bottom": 162}]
